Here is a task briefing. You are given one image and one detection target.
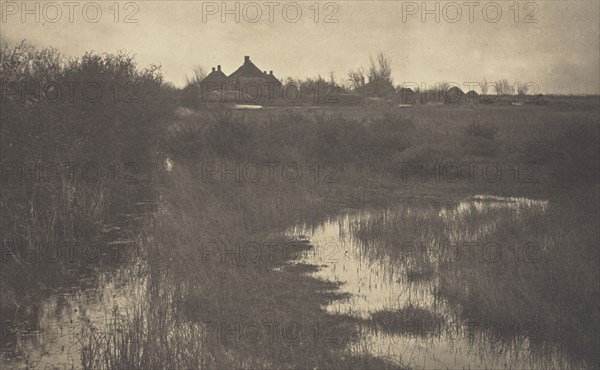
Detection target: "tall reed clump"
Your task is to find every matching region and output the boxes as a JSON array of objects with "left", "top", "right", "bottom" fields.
[
  {"left": 0, "top": 41, "right": 175, "bottom": 318},
  {"left": 439, "top": 195, "right": 599, "bottom": 367},
  {"left": 350, "top": 195, "right": 599, "bottom": 367}
]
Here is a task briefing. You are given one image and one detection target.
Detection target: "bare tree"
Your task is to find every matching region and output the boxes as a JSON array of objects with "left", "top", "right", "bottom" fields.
[
  {"left": 495, "top": 79, "right": 514, "bottom": 96},
  {"left": 348, "top": 67, "right": 366, "bottom": 89},
  {"left": 368, "top": 52, "right": 393, "bottom": 83},
  {"left": 437, "top": 81, "right": 451, "bottom": 95},
  {"left": 329, "top": 70, "right": 336, "bottom": 86},
  {"left": 480, "top": 77, "right": 489, "bottom": 94},
  {"left": 185, "top": 65, "right": 207, "bottom": 86},
  {"left": 347, "top": 52, "right": 392, "bottom": 92},
  {"left": 516, "top": 82, "right": 529, "bottom": 97}
]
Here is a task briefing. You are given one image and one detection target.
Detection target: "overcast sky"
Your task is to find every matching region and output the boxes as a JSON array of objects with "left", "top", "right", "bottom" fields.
[{"left": 1, "top": 0, "right": 599, "bottom": 94}]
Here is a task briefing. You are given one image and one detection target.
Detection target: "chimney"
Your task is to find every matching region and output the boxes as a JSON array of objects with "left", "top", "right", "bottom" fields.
[
  {"left": 269, "top": 71, "right": 273, "bottom": 75},
  {"left": 217, "top": 65, "right": 221, "bottom": 71},
  {"left": 244, "top": 56, "right": 250, "bottom": 64},
  {"left": 212, "top": 67, "right": 216, "bottom": 72},
  {"left": 263, "top": 71, "right": 267, "bottom": 74}
]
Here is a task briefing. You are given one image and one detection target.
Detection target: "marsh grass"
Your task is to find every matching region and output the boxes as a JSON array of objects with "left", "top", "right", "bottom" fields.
[
  {"left": 0, "top": 42, "right": 174, "bottom": 324},
  {"left": 349, "top": 193, "right": 600, "bottom": 367},
  {"left": 118, "top": 98, "right": 597, "bottom": 365},
  {"left": 404, "top": 262, "right": 436, "bottom": 282},
  {"left": 370, "top": 306, "right": 444, "bottom": 337},
  {"left": 78, "top": 161, "right": 408, "bottom": 369}
]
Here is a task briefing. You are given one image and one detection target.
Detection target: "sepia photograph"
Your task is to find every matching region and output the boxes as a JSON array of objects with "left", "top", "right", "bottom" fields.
[{"left": 0, "top": 1, "right": 599, "bottom": 369}]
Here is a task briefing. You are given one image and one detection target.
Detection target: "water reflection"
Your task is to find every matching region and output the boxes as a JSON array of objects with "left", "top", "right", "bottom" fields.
[
  {"left": 0, "top": 264, "right": 146, "bottom": 369},
  {"left": 1, "top": 194, "right": 586, "bottom": 369},
  {"left": 289, "top": 194, "right": 582, "bottom": 369}
]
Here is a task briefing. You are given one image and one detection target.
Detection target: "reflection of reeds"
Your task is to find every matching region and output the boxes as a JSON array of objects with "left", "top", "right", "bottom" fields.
[
  {"left": 79, "top": 164, "right": 405, "bottom": 369},
  {"left": 405, "top": 262, "right": 435, "bottom": 282},
  {"left": 350, "top": 195, "right": 599, "bottom": 367},
  {"left": 81, "top": 274, "right": 209, "bottom": 369},
  {"left": 370, "top": 305, "right": 444, "bottom": 337}
]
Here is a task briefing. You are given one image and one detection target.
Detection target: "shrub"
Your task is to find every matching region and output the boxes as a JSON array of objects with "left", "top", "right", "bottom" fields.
[
  {"left": 0, "top": 40, "right": 175, "bottom": 311},
  {"left": 206, "top": 107, "right": 257, "bottom": 159},
  {"left": 462, "top": 119, "right": 499, "bottom": 157},
  {"left": 463, "top": 119, "right": 498, "bottom": 140}
]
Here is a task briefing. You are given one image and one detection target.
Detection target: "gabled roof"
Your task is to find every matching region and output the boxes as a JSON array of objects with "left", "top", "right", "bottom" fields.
[
  {"left": 201, "top": 69, "right": 227, "bottom": 84},
  {"left": 199, "top": 57, "right": 282, "bottom": 90},
  {"left": 397, "top": 87, "right": 414, "bottom": 94},
  {"left": 265, "top": 72, "right": 282, "bottom": 86},
  {"left": 228, "top": 58, "right": 265, "bottom": 80}
]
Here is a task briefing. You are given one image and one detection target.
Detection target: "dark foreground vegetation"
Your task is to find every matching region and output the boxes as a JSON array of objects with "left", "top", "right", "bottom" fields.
[
  {"left": 1, "top": 42, "right": 599, "bottom": 369},
  {"left": 1, "top": 40, "right": 174, "bottom": 309}
]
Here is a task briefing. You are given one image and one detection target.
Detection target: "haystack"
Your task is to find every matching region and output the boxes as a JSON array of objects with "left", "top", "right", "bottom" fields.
[
  {"left": 444, "top": 86, "right": 465, "bottom": 104},
  {"left": 356, "top": 78, "right": 397, "bottom": 99}
]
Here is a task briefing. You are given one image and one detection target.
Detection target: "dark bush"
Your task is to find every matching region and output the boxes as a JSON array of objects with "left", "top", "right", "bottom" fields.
[
  {"left": 462, "top": 119, "right": 499, "bottom": 157},
  {"left": 463, "top": 119, "right": 498, "bottom": 141},
  {"left": 206, "top": 107, "right": 257, "bottom": 159},
  {"left": 0, "top": 40, "right": 175, "bottom": 307}
]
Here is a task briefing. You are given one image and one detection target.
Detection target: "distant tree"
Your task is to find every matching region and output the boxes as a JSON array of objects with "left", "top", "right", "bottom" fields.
[
  {"left": 494, "top": 79, "right": 513, "bottom": 96},
  {"left": 347, "top": 52, "right": 393, "bottom": 93},
  {"left": 329, "top": 70, "right": 336, "bottom": 86},
  {"left": 368, "top": 52, "right": 393, "bottom": 84},
  {"left": 480, "top": 78, "right": 489, "bottom": 94},
  {"left": 185, "top": 65, "right": 206, "bottom": 87},
  {"left": 348, "top": 67, "right": 366, "bottom": 90},
  {"left": 437, "top": 81, "right": 451, "bottom": 96},
  {"left": 181, "top": 65, "right": 207, "bottom": 108},
  {"left": 516, "top": 82, "right": 529, "bottom": 96}
]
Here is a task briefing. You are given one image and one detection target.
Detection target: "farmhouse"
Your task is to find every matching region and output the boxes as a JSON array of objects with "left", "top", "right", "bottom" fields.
[
  {"left": 228, "top": 56, "right": 282, "bottom": 91},
  {"left": 200, "top": 56, "right": 282, "bottom": 101},
  {"left": 200, "top": 65, "right": 227, "bottom": 92}
]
